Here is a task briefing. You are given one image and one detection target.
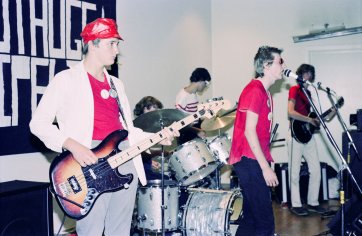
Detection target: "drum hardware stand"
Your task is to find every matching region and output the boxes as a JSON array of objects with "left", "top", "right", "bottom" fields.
[
  {"left": 159, "top": 118, "right": 167, "bottom": 236},
  {"left": 140, "top": 118, "right": 169, "bottom": 236},
  {"left": 296, "top": 78, "right": 362, "bottom": 236},
  {"left": 214, "top": 128, "right": 223, "bottom": 190}
]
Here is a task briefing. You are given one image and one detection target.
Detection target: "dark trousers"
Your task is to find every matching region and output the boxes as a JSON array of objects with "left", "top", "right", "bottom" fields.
[{"left": 233, "top": 157, "right": 275, "bottom": 236}]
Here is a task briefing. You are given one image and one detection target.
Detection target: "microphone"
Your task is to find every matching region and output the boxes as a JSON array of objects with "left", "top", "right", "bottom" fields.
[
  {"left": 283, "top": 69, "right": 314, "bottom": 86},
  {"left": 317, "top": 82, "right": 337, "bottom": 96}
]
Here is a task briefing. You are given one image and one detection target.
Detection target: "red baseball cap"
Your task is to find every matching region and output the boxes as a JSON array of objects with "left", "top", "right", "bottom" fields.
[{"left": 80, "top": 18, "right": 123, "bottom": 44}]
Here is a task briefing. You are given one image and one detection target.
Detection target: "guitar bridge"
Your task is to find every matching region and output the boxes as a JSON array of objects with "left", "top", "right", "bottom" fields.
[{"left": 58, "top": 182, "right": 70, "bottom": 197}]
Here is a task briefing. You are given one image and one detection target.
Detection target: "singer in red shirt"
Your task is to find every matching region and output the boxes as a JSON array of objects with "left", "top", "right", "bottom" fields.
[{"left": 229, "top": 46, "right": 284, "bottom": 236}]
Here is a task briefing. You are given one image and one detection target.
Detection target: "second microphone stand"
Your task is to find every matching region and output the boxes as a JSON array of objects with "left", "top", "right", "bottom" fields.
[{"left": 297, "top": 78, "right": 362, "bottom": 235}]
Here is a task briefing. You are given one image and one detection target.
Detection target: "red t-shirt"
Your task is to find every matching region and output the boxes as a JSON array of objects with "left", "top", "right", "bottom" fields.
[
  {"left": 288, "top": 85, "right": 310, "bottom": 116},
  {"left": 88, "top": 73, "right": 123, "bottom": 140},
  {"left": 229, "top": 79, "right": 273, "bottom": 164}
]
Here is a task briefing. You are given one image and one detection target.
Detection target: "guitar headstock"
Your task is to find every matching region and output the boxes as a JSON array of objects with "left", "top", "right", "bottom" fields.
[{"left": 198, "top": 99, "right": 232, "bottom": 119}]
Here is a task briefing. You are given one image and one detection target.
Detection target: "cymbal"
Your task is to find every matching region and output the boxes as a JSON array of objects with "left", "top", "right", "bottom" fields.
[
  {"left": 133, "top": 109, "right": 187, "bottom": 132},
  {"left": 201, "top": 108, "right": 236, "bottom": 131}
]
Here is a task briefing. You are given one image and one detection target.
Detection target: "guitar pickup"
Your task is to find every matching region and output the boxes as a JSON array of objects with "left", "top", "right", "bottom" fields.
[{"left": 68, "top": 176, "right": 82, "bottom": 194}]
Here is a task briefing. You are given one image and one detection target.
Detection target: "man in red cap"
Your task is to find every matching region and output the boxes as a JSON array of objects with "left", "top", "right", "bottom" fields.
[{"left": 30, "top": 18, "right": 177, "bottom": 235}]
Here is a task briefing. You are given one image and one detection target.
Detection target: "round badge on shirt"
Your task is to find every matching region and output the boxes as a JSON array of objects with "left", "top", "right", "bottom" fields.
[
  {"left": 101, "top": 89, "right": 110, "bottom": 99},
  {"left": 109, "top": 88, "right": 118, "bottom": 98}
]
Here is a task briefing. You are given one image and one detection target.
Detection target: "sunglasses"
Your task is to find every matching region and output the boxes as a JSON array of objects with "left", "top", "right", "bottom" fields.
[{"left": 267, "top": 58, "right": 284, "bottom": 66}]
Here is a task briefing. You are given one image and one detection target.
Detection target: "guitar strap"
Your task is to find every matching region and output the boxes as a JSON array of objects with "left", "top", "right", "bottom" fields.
[
  {"left": 109, "top": 78, "right": 128, "bottom": 130},
  {"left": 290, "top": 120, "right": 297, "bottom": 139}
]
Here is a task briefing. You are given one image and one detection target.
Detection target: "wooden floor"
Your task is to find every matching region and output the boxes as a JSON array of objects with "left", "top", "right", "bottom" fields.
[{"left": 273, "top": 200, "right": 340, "bottom": 236}]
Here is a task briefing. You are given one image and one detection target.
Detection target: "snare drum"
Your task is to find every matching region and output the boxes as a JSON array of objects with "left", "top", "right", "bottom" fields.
[
  {"left": 169, "top": 138, "right": 218, "bottom": 186},
  {"left": 181, "top": 188, "right": 242, "bottom": 236},
  {"left": 137, "top": 180, "right": 179, "bottom": 232},
  {"left": 208, "top": 134, "right": 231, "bottom": 164}
]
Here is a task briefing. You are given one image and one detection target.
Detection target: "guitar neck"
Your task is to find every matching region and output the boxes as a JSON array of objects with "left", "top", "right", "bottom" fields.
[
  {"left": 319, "top": 97, "right": 343, "bottom": 120},
  {"left": 320, "top": 107, "right": 333, "bottom": 119},
  {"left": 107, "top": 109, "right": 204, "bottom": 169}
]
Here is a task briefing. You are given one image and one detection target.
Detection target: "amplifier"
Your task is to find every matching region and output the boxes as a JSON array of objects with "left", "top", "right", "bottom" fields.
[
  {"left": 0, "top": 180, "right": 53, "bottom": 236},
  {"left": 274, "top": 162, "right": 329, "bottom": 205}
]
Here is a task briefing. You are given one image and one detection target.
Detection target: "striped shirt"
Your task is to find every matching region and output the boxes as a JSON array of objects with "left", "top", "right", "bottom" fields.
[{"left": 175, "top": 88, "right": 198, "bottom": 114}]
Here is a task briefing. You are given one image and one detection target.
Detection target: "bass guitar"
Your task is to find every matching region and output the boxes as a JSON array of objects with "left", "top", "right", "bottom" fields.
[
  {"left": 291, "top": 97, "right": 344, "bottom": 144},
  {"left": 49, "top": 100, "right": 231, "bottom": 220}
]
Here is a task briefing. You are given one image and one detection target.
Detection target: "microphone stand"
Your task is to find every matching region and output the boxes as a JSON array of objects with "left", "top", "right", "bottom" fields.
[
  {"left": 296, "top": 78, "right": 362, "bottom": 235},
  {"left": 325, "top": 88, "right": 360, "bottom": 160}
]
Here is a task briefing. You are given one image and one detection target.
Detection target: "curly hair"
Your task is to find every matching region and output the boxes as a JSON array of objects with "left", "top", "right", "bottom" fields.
[
  {"left": 190, "top": 68, "right": 211, "bottom": 82},
  {"left": 254, "top": 46, "right": 283, "bottom": 78},
  {"left": 296, "top": 64, "right": 315, "bottom": 82},
  {"left": 133, "top": 96, "right": 163, "bottom": 117}
]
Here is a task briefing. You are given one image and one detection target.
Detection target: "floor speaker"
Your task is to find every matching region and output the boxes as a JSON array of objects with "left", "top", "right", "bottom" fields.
[
  {"left": 274, "top": 162, "right": 329, "bottom": 205},
  {"left": 342, "top": 130, "right": 362, "bottom": 198},
  {"left": 0, "top": 180, "right": 53, "bottom": 236}
]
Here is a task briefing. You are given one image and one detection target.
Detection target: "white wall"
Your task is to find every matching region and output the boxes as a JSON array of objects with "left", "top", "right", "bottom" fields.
[
  {"left": 1, "top": 0, "right": 361, "bottom": 233},
  {"left": 116, "top": 0, "right": 213, "bottom": 109}
]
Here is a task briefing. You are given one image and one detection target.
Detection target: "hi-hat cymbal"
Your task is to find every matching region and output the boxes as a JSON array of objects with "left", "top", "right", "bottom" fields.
[
  {"left": 201, "top": 108, "right": 236, "bottom": 131},
  {"left": 133, "top": 109, "right": 187, "bottom": 132}
]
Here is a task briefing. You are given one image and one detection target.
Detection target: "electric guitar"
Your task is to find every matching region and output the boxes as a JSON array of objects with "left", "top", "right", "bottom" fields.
[
  {"left": 291, "top": 97, "right": 344, "bottom": 144},
  {"left": 49, "top": 99, "right": 231, "bottom": 220}
]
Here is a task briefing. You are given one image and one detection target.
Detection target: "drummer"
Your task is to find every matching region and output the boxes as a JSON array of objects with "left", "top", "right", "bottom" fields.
[
  {"left": 175, "top": 67, "right": 211, "bottom": 144},
  {"left": 134, "top": 96, "right": 171, "bottom": 180}
]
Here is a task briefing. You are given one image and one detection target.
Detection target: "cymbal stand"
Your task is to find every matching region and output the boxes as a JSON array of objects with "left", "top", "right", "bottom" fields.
[
  {"left": 213, "top": 107, "right": 237, "bottom": 190},
  {"left": 297, "top": 78, "right": 362, "bottom": 235},
  {"left": 212, "top": 128, "right": 222, "bottom": 190},
  {"left": 214, "top": 164, "right": 222, "bottom": 190},
  {"left": 159, "top": 118, "right": 166, "bottom": 236}
]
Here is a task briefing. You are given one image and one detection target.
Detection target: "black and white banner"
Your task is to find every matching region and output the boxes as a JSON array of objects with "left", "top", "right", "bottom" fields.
[{"left": 0, "top": 0, "right": 117, "bottom": 155}]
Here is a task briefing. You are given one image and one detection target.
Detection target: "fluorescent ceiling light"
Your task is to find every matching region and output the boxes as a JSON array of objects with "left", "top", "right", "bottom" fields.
[{"left": 293, "top": 26, "right": 362, "bottom": 43}]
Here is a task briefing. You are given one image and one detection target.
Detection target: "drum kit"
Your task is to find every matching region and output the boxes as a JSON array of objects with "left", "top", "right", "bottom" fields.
[{"left": 133, "top": 105, "right": 242, "bottom": 236}]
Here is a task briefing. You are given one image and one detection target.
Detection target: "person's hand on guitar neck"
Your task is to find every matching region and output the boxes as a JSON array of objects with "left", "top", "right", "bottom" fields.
[
  {"left": 157, "top": 125, "right": 180, "bottom": 146},
  {"left": 63, "top": 138, "right": 98, "bottom": 167}
]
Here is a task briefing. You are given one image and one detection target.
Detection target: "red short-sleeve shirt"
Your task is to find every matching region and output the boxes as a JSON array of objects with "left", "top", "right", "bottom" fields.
[
  {"left": 288, "top": 85, "right": 311, "bottom": 116},
  {"left": 229, "top": 79, "right": 273, "bottom": 164}
]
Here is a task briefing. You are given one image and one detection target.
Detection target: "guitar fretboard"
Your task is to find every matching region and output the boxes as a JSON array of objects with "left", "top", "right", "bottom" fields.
[{"left": 107, "top": 109, "right": 206, "bottom": 169}]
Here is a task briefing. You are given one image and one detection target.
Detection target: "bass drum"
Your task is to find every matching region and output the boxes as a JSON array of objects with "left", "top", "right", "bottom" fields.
[
  {"left": 137, "top": 180, "right": 179, "bottom": 232},
  {"left": 169, "top": 138, "right": 218, "bottom": 186},
  {"left": 181, "top": 188, "right": 243, "bottom": 236}
]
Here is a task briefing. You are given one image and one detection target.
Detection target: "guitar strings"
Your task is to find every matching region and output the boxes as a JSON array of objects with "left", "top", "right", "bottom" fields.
[{"left": 62, "top": 132, "right": 167, "bottom": 197}]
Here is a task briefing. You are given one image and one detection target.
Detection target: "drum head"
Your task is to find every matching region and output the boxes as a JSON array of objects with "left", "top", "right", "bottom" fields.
[
  {"left": 170, "top": 138, "right": 217, "bottom": 186},
  {"left": 181, "top": 189, "right": 243, "bottom": 235}
]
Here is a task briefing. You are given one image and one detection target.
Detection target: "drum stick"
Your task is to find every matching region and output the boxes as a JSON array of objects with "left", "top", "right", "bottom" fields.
[{"left": 269, "top": 123, "right": 279, "bottom": 145}]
